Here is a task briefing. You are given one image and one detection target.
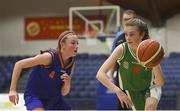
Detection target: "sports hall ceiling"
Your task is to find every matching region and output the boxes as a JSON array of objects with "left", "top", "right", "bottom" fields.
[{"left": 105, "top": 0, "right": 180, "bottom": 27}]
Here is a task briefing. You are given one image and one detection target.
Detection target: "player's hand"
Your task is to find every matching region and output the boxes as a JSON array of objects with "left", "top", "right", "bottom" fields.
[
  {"left": 115, "top": 89, "right": 133, "bottom": 109},
  {"left": 61, "top": 73, "right": 71, "bottom": 85},
  {"left": 9, "top": 90, "right": 19, "bottom": 105}
]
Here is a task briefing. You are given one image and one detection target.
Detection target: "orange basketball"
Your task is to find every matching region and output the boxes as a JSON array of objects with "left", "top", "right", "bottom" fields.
[{"left": 136, "top": 39, "right": 165, "bottom": 68}]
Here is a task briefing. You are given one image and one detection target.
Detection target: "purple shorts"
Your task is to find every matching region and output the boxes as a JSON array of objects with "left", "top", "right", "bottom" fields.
[
  {"left": 24, "top": 95, "right": 71, "bottom": 110},
  {"left": 24, "top": 95, "right": 43, "bottom": 110}
]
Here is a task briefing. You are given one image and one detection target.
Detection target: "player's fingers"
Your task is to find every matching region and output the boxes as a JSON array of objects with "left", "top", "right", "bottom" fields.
[
  {"left": 61, "top": 73, "right": 69, "bottom": 79},
  {"left": 61, "top": 75, "right": 71, "bottom": 80},
  {"left": 9, "top": 96, "right": 16, "bottom": 105},
  {"left": 119, "top": 97, "right": 128, "bottom": 109},
  {"left": 9, "top": 95, "right": 12, "bottom": 101},
  {"left": 120, "top": 100, "right": 124, "bottom": 109},
  {"left": 61, "top": 76, "right": 67, "bottom": 80},
  {"left": 9, "top": 95, "right": 14, "bottom": 102},
  {"left": 16, "top": 94, "right": 19, "bottom": 104},
  {"left": 122, "top": 100, "right": 129, "bottom": 109},
  {"left": 126, "top": 99, "right": 133, "bottom": 108},
  {"left": 128, "top": 99, "right": 133, "bottom": 107},
  {"left": 14, "top": 96, "right": 17, "bottom": 105}
]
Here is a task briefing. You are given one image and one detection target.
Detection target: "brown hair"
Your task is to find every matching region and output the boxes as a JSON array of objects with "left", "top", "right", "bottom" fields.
[
  {"left": 57, "top": 30, "right": 77, "bottom": 53},
  {"left": 125, "top": 18, "right": 150, "bottom": 40}
]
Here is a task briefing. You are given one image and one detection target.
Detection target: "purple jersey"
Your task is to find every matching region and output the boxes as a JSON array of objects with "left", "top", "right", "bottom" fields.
[{"left": 24, "top": 49, "right": 74, "bottom": 110}]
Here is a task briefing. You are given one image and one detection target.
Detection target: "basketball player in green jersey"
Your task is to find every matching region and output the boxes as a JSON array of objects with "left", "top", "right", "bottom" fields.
[{"left": 96, "top": 18, "right": 164, "bottom": 110}]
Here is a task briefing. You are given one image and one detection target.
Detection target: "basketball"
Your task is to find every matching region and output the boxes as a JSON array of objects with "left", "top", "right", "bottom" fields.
[{"left": 136, "top": 39, "right": 165, "bottom": 68}]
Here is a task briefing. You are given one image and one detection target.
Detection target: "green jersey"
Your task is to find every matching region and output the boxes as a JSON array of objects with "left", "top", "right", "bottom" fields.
[{"left": 117, "top": 42, "right": 154, "bottom": 91}]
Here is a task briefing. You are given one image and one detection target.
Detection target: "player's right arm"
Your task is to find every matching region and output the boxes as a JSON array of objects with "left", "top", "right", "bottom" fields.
[
  {"left": 96, "top": 44, "right": 133, "bottom": 108},
  {"left": 106, "top": 63, "right": 117, "bottom": 82},
  {"left": 9, "top": 53, "right": 52, "bottom": 105}
]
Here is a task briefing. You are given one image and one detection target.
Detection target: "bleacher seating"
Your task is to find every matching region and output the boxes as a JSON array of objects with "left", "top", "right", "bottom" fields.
[
  {"left": 0, "top": 53, "right": 180, "bottom": 110},
  {"left": 0, "top": 56, "right": 31, "bottom": 92},
  {"left": 65, "top": 53, "right": 107, "bottom": 109}
]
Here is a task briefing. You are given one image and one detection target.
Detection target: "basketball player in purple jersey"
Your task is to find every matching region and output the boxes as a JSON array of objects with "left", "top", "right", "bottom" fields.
[{"left": 9, "top": 30, "right": 79, "bottom": 110}]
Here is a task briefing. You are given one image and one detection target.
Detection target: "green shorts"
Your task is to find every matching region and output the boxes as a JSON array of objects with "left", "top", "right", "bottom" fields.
[{"left": 125, "top": 85, "right": 162, "bottom": 110}]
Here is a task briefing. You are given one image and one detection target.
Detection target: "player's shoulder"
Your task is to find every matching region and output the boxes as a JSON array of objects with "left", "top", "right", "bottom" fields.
[
  {"left": 49, "top": 49, "right": 57, "bottom": 54},
  {"left": 113, "top": 43, "right": 124, "bottom": 54},
  {"left": 35, "top": 52, "right": 52, "bottom": 62},
  {"left": 116, "top": 42, "right": 126, "bottom": 49}
]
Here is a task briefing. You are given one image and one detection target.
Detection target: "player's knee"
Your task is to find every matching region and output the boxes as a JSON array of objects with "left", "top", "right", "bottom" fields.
[
  {"left": 145, "top": 102, "right": 157, "bottom": 110},
  {"left": 145, "top": 96, "right": 159, "bottom": 110},
  {"left": 145, "top": 105, "right": 153, "bottom": 110}
]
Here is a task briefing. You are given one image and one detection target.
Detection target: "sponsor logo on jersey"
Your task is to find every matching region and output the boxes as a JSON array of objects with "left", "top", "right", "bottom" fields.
[
  {"left": 49, "top": 71, "right": 55, "bottom": 79},
  {"left": 132, "top": 66, "right": 140, "bottom": 74},
  {"left": 123, "top": 61, "right": 129, "bottom": 69}
]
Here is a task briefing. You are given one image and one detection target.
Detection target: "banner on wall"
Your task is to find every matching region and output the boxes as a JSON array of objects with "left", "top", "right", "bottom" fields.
[{"left": 25, "top": 16, "right": 106, "bottom": 40}]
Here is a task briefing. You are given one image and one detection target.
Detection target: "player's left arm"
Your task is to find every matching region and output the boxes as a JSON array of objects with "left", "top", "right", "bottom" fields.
[
  {"left": 153, "top": 64, "right": 165, "bottom": 87},
  {"left": 60, "top": 63, "right": 75, "bottom": 96}
]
